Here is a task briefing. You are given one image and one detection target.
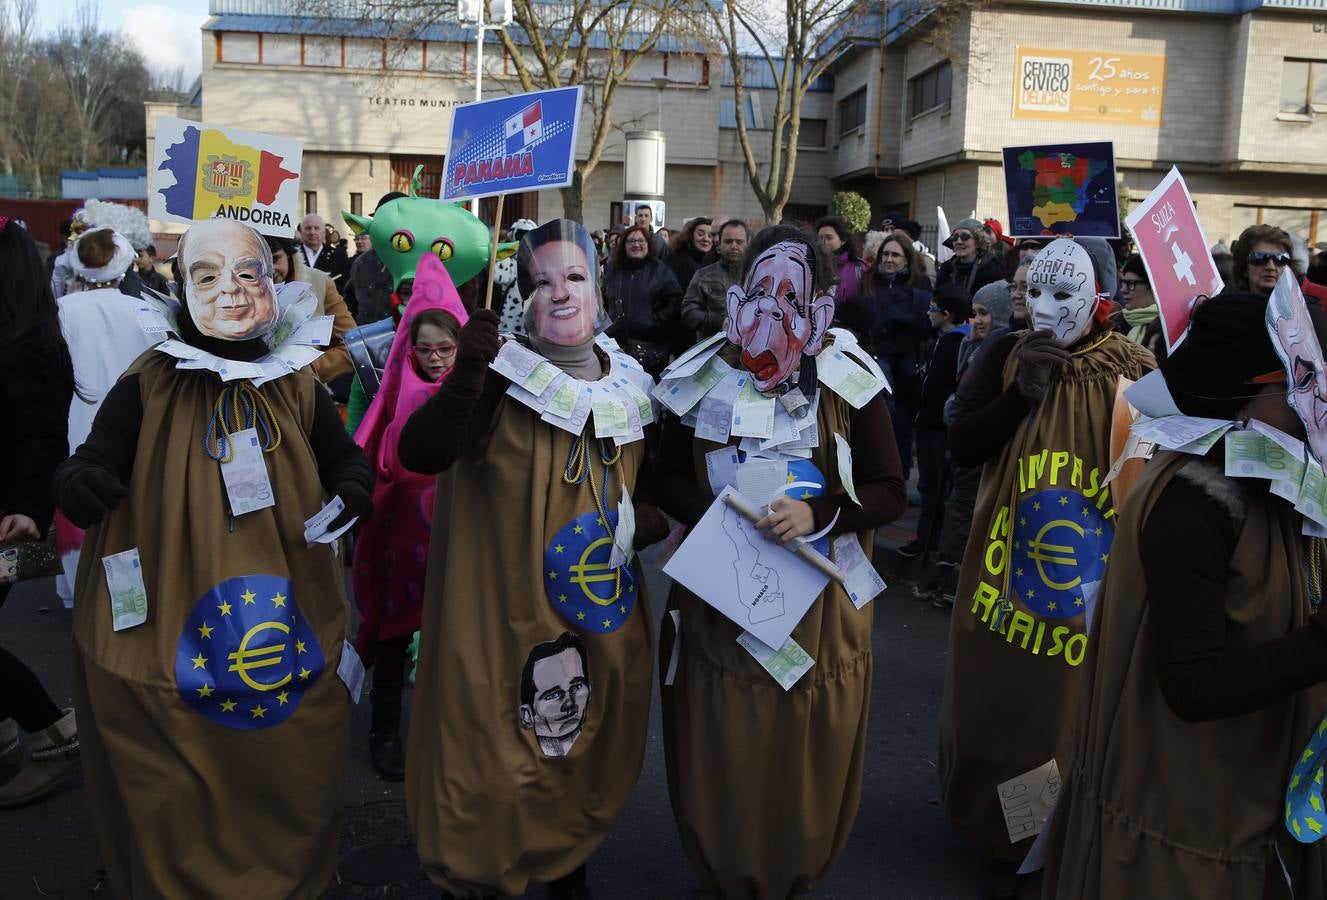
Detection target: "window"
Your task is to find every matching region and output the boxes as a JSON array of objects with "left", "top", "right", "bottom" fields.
[
  {"left": 909, "top": 62, "right": 952, "bottom": 118},
  {"left": 346, "top": 38, "right": 384, "bottom": 69},
  {"left": 797, "top": 117, "right": 827, "bottom": 148},
  {"left": 304, "top": 36, "right": 340, "bottom": 67},
  {"left": 349, "top": 193, "right": 363, "bottom": 216},
  {"left": 219, "top": 33, "right": 258, "bottom": 64},
  {"left": 263, "top": 35, "right": 300, "bottom": 66},
  {"left": 783, "top": 117, "right": 827, "bottom": 149},
  {"left": 837, "top": 88, "right": 867, "bottom": 136},
  {"left": 427, "top": 42, "right": 465, "bottom": 73},
  {"left": 304, "top": 191, "right": 317, "bottom": 215},
  {"left": 1280, "top": 59, "right": 1327, "bottom": 115},
  {"left": 719, "top": 96, "right": 761, "bottom": 129}
]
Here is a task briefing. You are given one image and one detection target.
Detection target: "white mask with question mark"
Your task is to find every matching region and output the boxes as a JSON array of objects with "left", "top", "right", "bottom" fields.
[{"left": 1027, "top": 238, "right": 1100, "bottom": 347}]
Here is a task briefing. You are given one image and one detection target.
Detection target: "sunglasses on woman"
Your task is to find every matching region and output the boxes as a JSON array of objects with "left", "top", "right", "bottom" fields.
[
  {"left": 1249, "top": 251, "right": 1292, "bottom": 268},
  {"left": 951, "top": 232, "right": 974, "bottom": 242}
]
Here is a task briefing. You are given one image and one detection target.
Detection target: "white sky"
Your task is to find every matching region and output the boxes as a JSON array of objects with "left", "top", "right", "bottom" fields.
[{"left": 33, "top": 0, "right": 211, "bottom": 84}]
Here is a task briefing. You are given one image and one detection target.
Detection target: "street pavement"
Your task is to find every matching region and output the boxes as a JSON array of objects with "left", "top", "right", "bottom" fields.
[{"left": 0, "top": 506, "right": 987, "bottom": 899}]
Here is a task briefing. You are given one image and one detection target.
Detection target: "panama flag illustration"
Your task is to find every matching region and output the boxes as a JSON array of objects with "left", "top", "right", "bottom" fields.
[{"left": 504, "top": 100, "right": 543, "bottom": 154}]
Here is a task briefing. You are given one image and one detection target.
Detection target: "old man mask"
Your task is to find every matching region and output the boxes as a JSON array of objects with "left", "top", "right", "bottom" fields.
[
  {"left": 725, "top": 236, "right": 835, "bottom": 393},
  {"left": 179, "top": 218, "right": 279, "bottom": 342}
]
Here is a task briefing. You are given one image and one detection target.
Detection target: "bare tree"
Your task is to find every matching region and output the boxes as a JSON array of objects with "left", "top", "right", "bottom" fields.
[
  {"left": 709, "top": 0, "right": 946, "bottom": 223},
  {"left": 0, "top": 0, "right": 39, "bottom": 175},
  {"left": 48, "top": 0, "right": 151, "bottom": 169},
  {"left": 297, "top": 0, "right": 698, "bottom": 221},
  {"left": 495, "top": 0, "right": 695, "bottom": 221},
  {"left": 10, "top": 55, "right": 76, "bottom": 194}
]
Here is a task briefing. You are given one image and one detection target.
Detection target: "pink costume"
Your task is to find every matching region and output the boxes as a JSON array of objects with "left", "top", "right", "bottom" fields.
[{"left": 351, "top": 253, "right": 469, "bottom": 661}]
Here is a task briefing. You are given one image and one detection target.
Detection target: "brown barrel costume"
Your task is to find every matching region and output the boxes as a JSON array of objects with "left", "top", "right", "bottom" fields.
[
  {"left": 659, "top": 370, "right": 882, "bottom": 900},
  {"left": 73, "top": 351, "right": 350, "bottom": 898},
  {"left": 406, "top": 382, "right": 654, "bottom": 897},
  {"left": 939, "top": 331, "right": 1152, "bottom": 863},
  {"left": 1042, "top": 451, "right": 1327, "bottom": 898}
]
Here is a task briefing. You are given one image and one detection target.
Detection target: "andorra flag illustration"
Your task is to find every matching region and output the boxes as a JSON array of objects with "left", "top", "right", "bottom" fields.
[{"left": 151, "top": 116, "right": 303, "bottom": 236}]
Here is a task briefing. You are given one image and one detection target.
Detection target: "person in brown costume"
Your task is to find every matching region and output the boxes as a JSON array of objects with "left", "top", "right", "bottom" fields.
[
  {"left": 49, "top": 219, "right": 372, "bottom": 898},
  {"left": 937, "top": 238, "right": 1154, "bottom": 899},
  {"left": 654, "top": 224, "right": 906, "bottom": 899},
  {"left": 1042, "top": 289, "right": 1327, "bottom": 899},
  {"left": 398, "top": 219, "right": 669, "bottom": 900}
]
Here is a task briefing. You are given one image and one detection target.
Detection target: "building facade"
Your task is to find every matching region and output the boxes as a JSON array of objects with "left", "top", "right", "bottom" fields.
[
  {"left": 834, "top": 0, "right": 1327, "bottom": 245},
  {"left": 148, "top": 0, "right": 1327, "bottom": 247}
]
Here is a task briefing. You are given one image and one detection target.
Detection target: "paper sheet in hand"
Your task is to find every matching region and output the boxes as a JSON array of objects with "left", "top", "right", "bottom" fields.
[
  {"left": 997, "top": 758, "right": 1061, "bottom": 845},
  {"left": 663, "top": 486, "right": 830, "bottom": 649},
  {"left": 735, "top": 458, "right": 788, "bottom": 505},
  {"left": 220, "top": 427, "right": 275, "bottom": 516},
  {"left": 337, "top": 640, "right": 365, "bottom": 703}
]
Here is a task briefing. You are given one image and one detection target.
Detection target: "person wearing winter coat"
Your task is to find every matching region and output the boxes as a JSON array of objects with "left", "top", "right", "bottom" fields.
[
  {"left": 816, "top": 215, "right": 869, "bottom": 303},
  {"left": 936, "top": 217, "right": 1006, "bottom": 297},
  {"left": 603, "top": 224, "right": 686, "bottom": 377}
]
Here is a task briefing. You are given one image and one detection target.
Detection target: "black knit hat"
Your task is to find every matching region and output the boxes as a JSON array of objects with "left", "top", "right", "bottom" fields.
[{"left": 1160, "top": 291, "right": 1282, "bottom": 419}]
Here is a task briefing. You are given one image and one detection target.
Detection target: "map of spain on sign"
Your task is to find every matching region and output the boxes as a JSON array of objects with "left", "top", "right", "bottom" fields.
[
  {"left": 149, "top": 116, "right": 303, "bottom": 237},
  {"left": 1002, "top": 141, "right": 1119, "bottom": 239}
]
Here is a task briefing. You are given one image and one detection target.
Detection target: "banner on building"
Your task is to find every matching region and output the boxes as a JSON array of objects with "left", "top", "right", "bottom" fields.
[
  {"left": 1125, "top": 167, "right": 1224, "bottom": 353},
  {"left": 443, "top": 86, "right": 583, "bottom": 203},
  {"left": 1002, "top": 141, "right": 1120, "bottom": 239},
  {"left": 149, "top": 116, "right": 303, "bottom": 237},
  {"left": 1012, "top": 46, "right": 1165, "bottom": 128}
]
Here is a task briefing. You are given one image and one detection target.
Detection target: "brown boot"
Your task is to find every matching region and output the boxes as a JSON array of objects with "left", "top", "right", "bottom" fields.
[{"left": 0, "top": 708, "right": 79, "bottom": 808}]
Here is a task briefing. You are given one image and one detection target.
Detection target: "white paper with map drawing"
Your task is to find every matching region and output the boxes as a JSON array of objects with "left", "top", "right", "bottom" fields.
[{"left": 663, "top": 485, "right": 830, "bottom": 649}]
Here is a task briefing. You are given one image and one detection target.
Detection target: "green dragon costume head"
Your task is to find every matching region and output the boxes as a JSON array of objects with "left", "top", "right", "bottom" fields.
[{"left": 341, "top": 165, "right": 516, "bottom": 290}]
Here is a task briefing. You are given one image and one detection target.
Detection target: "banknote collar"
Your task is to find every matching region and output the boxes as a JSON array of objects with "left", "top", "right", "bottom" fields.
[
  {"left": 495, "top": 334, "right": 654, "bottom": 448},
  {"left": 148, "top": 280, "right": 329, "bottom": 386}
]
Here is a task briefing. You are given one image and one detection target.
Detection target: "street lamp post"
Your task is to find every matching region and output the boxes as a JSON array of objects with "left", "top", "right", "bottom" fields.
[{"left": 457, "top": 1, "right": 514, "bottom": 216}]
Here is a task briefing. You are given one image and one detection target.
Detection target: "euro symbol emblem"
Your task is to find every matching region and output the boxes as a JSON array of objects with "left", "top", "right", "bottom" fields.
[
  {"left": 227, "top": 621, "right": 292, "bottom": 692},
  {"left": 569, "top": 537, "right": 619, "bottom": 607},
  {"left": 1025, "top": 519, "right": 1085, "bottom": 592}
]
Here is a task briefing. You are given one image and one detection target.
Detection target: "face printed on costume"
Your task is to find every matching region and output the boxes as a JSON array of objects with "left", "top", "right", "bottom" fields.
[
  {"left": 1026, "top": 238, "right": 1099, "bottom": 346},
  {"left": 1266, "top": 268, "right": 1327, "bottom": 463},
  {"left": 725, "top": 240, "right": 835, "bottom": 392},
  {"left": 519, "top": 634, "right": 590, "bottom": 758},
  {"left": 181, "top": 219, "right": 278, "bottom": 341}
]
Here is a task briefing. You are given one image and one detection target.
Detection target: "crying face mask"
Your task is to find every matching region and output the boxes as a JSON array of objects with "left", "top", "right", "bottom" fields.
[
  {"left": 725, "top": 240, "right": 835, "bottom": 393},
  {"left": 1026, "top": 238, "right": 1100, "bottom": 347}
]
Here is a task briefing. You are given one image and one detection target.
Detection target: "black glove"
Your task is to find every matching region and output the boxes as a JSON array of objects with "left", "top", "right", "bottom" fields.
[
  {"left": 1015, "top": 330, "right": 1072, "bottom": 402},
  {"left": 55, "top": 460, "right": 127, "bottom": 529},
  {"left": 327, "top": 480, "right": 373, "bottom": 536},
  {"left": 454, "top": 309, "right": 502, "bottom": 378}
]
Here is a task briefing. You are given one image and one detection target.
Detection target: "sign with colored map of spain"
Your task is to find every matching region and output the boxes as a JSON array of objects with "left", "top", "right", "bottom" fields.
[
  {"left": 149, "top": 116, "right": 302, "bottom": 237},
  {"left": 1002, "top": 141, "right": 1120, "bottom": 239},
  {"left": 1012, "top": 46, "right": 1165, "bottom": 127}
]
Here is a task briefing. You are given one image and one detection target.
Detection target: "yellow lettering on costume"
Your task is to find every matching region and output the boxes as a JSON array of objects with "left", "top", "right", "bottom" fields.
[
  {"left": 1049, "top": 451, "right": 1070, "bottom": 486},
  {"left": 985, "top": 537, "right": 1007, "bottom": 578},
  {"left": 1007, "top": 610, "right": 1035, "bottom": 650},
  {"left": 972, "top": 583, "right": 1001, "bottom": 623},
  {"left": 226, "top": 621, "right": 292, "bottom": 692},
  {"left": 1064, "top": 633, "right": 1089, "bottom": 666},
  {"left": 1095, "top": 483, "right": 1112, "bottom": 512},
  {"left": 1071, "top": 456, "right": 1084, "bottom": 489},
  {"left": 1018, "top": 456, "right": 1026, "bottom": 494},
  {"left": 1027, "top": 451, "right": 1049, "bottom": 490},
  {"left": 1047, "top": 625, "right": 1071, "bottom": 658},
  {"left": 989, "top": 504, "right": 1011, "bottom": 542},
  {"left": 1084, "top": 466, "right": 1101, "bottom": 499},
  {"left": 1032, "top": 619, "right": 1046, "bottom": 654}
]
